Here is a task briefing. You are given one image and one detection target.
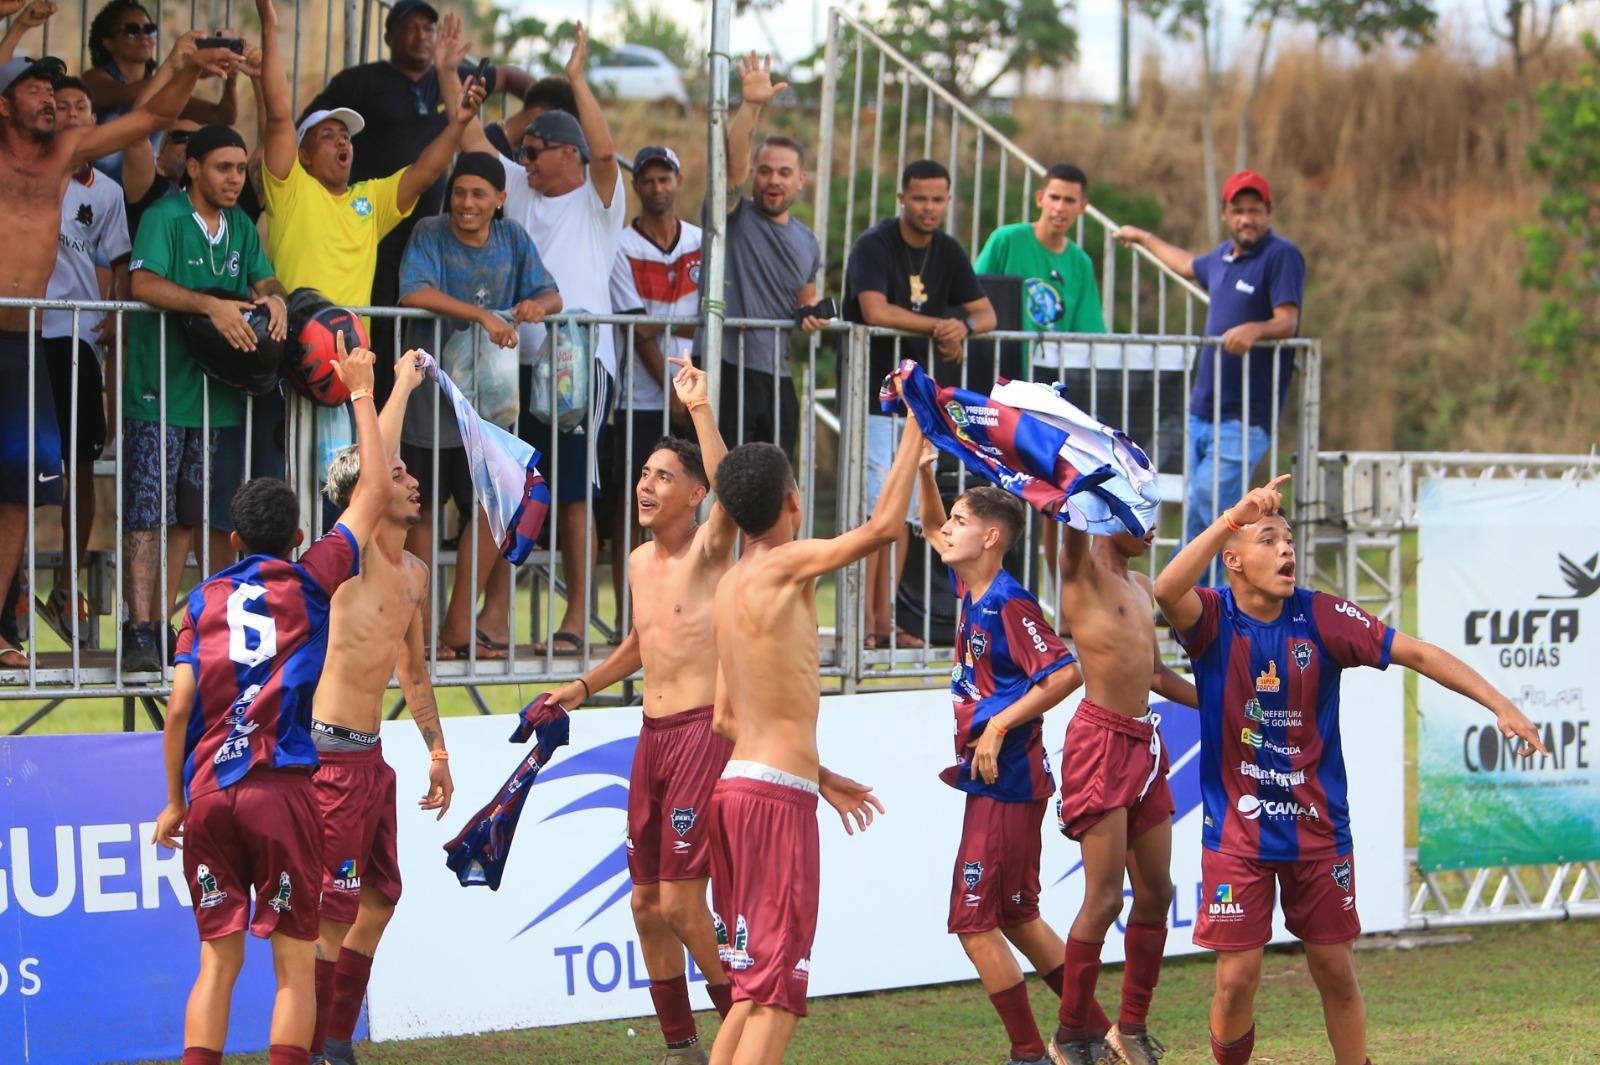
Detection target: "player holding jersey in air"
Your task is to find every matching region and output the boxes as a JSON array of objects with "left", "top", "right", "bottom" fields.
[
  {"left": 915, "top": 465, "right": 1082, "bottom": 1065},
  {"left": 151, "top": 341, "right": 392, "bottom": 1065},
  {"left": 1153, "top": 475, "right": 1547, "bottom": 1065},
  {"left": 1048, "top": 515, "right": 1198, "bottom": 1065}
]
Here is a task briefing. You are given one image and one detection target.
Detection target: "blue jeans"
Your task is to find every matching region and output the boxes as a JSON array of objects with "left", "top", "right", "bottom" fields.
[{"left": 1183, "top": 414, "right": 1272, "bottom": 585}]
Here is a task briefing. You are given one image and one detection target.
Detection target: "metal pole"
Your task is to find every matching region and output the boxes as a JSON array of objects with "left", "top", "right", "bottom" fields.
[
  {"left": 702, "top": 0, "right": 735, "bottom": 409},
  {"left": 813, "top": 8, "right": 841, "bottom": 296}
]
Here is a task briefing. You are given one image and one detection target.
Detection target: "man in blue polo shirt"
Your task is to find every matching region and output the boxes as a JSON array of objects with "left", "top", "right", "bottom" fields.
[{"left": 1114, "top": 169, "right": 1304, "bottom": 583}]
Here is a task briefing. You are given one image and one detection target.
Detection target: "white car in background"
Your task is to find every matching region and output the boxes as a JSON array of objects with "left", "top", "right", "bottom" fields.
[{"left": 587, "top": 44, "right": 691, "bottom": 109}]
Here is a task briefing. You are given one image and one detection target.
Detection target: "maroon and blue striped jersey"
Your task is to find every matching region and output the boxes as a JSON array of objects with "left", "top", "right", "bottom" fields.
[
  {"left": 1177, "top": 586, "right": 1393, "bottom": 861},
  {"left": 942, "top": 568, "right": 1076, "bottom": 802},
  {"left": 174, "top": 524, "right": 361, "bottom": 801}
]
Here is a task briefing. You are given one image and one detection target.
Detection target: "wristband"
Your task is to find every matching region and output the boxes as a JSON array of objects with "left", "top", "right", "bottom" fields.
[
  {"left": 686, "top": 397, "right": 710, "bottom": 413},
  {"left": 578, "top": 677, "right": 591, "bottom": 698},
  {"left": 349, "top": 388, "right": 374, "bottom": 402},
  {"left": 429, "top": 749, "right": 449, "bottom": 761},
  {"left": 989, "top": 721, "right": 1008, "bottom": 738},
  {"left": 1224, "top": 509, "right": 1243, "bottom": 533}
]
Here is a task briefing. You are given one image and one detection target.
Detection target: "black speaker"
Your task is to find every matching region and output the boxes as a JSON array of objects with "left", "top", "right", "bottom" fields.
[{"left": 971, "top": 274, "right": 1028, "bottom": 385}]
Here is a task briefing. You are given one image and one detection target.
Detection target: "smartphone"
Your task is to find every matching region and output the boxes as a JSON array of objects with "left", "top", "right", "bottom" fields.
[
  {"left": 195, "top": 35, "right": 245, "bottom": 54},
  {"left": 473, "top": 56, "right": 493, "bottom": 88}
]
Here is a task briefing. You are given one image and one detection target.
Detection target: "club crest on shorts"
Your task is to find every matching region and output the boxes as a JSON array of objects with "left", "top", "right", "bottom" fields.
[
  {"left": 1292, "top": 640, "right": 1313, "bottom": 671},
  {"left": 670, "top": 807, "right": 697, "bottom": 837},
  {"left": 962, "top": 860, "right": 984, "bottom": 890},
  {"left": 1331, "top": 859, "right": 1353, "bottom": 893},
  {"left": 194, "top": 864, "right": 227, "bottom": 909},
  {"left": 267, "top": 871, "right": 293, "bottom": 913}
]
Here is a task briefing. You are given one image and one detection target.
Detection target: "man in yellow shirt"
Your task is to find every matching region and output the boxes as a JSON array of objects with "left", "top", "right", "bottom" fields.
[{"left": 255, "top": 0, "right": 484, "bottom": 314}]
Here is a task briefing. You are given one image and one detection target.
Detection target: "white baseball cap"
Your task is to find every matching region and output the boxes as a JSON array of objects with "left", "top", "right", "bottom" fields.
[{"left": 295, "top": 107, "right": 365, "bottom": 144}]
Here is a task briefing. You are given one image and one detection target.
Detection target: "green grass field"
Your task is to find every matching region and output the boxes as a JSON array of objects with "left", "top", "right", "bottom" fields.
[{"left": 136, "top": 919, "right": 1600, "bottom": 1064}]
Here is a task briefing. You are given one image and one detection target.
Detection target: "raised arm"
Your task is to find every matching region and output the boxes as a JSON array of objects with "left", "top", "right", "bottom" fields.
[
  {"left": 397, "top": 592, "right": 453, "bottom": 817},
  {"left": 915, "top": 443, "right": 950, "bottom": 555},
  {"left": 1153, "top": 474, "right": 1290, "bottom": 633},
  {"left": 1113, "top": 225, "right": 1197, "bottom": 282},
  {"left": 378, "top": 350, "right": 427, "bottom": 456},
  {"left": 71, "top": 34, "right": 235, "bottom": 170},
  {"left": 1390, "top": 633, "right": 1547, "bottom": 756},
  {"left": 397, "top": 65, "right": 484, "bottom": 214},
  {"left": 254, "top": 0, "right": 297, "bottom": 182},
  {"left": 725, "top": 52, "right": 786, "bottom": 198},
  {"left": 327, "top": 333, "right": 390, "bottom": 544},
  {"left": 669, "top": 356, "right": 738, "bottom": 559},
  {"left": 563, "top": 23, "right": 618, "bottom": 204},
  {"left": 0, "top": 0, "right": 52, "bottom": 64}
]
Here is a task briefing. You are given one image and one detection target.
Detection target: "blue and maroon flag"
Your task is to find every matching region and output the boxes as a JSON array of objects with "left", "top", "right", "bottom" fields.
[
  {"left": 880, "top": 360, "right": 1160, "bottom": 536},
  {"left": 442, "top": 694, "right": 571, "bottom": 890},
  {"left": 419, "top": 352, "right": 551, "bottom": 564}
]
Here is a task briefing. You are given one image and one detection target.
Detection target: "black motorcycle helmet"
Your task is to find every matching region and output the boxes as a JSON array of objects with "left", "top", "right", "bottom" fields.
[{"left": 180, "top": 289, "right": 283, "bottom": 396}]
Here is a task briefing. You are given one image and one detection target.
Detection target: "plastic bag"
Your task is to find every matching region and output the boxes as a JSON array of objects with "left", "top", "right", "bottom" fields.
[
  {"left": 440, "top": 318, "right": 520, "bottom": 429},
  {"left": 529, "top": 311, "right": 591, "bottom": 432}
]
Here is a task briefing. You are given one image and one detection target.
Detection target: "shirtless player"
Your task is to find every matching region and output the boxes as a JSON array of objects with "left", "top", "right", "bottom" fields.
[
  {"left": 705, "top": 412, "right": 923, "bottom": 1065},
  {"left": 306, "top": 351, "right": 454, "bottom": 1065},
  {"left": 547, "top": 356, "right": 739, "bottom": 1063},
  {"left": 0, "top": 25, "right": 236, "bottom": 667}
]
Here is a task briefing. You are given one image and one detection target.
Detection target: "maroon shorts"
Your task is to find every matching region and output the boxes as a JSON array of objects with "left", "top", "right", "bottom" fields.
[
  {"left": 1056, "top": 699, "right": 1175, "bottom": 841},
  {"left": 708, "top": 774, "right": 819, "bottom": 1017},
  {"left": 182, "top": 767, "right": 321, "bottom": 942},
  {"left": 1194, "top": 849, "right": 1361, "bottom": 952},
  {"left": 312, "top": 745, "right": 402, "bottom": 924},
  {"left": 627, "top": 706, "right": 734, "bottom": 885},
  {"left": 948, "top": 794, "right": 1047, "bottom": 935}
]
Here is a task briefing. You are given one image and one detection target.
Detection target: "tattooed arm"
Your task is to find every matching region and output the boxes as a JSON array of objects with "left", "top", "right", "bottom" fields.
[{"left": 397, "top": 559, "right": 453, "bottom": 818}]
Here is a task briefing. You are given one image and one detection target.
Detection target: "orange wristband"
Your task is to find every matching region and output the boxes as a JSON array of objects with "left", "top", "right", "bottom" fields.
[
  {"left": 687, "top": 397, "right": 710, "bottom": 413},
  {"left": 429, "top": 749, "right": 449, "bottom": 761},
  {"left": 1224, "top": 509, "right": 1243, "bottom": 532},
  {"left": 989, "top": 721, "right": 1008, "bottom": 738},
  {"left": 349, "top": 388, "right": 374, "bottom": 403}
]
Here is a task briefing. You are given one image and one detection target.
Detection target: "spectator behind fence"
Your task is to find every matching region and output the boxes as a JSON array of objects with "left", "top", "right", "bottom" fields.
[
  {"left": 397, "top": 151, "right": 561, "bottom": 659},
  {"left": 38, "top": 77, "right": 133, "bottom": 647},
  {"left": 606, "top": 143, "right": 703, "bottom": 633},
  {"left": 124, "top": 118, "right": 198, "bottom": 238},
  {"left": 123, "top": 124, "right": 288, "bottom": 673},
  {"left": 81, "top": 0, "right": 239, "bottom": 184},
  {"left": 1115, "top": 169, "right": 1304, "bottom": 584},
  {"left": 844, "top": 158, "right": 995, "bottom": 651},
  {"left": 463, "top": 20, "right": 625, "bottom": 655},
  {"left": 484, "top": 74, "right": 576, "bottom": 158},
  {"left": 698, "top": 52, "right": 827, "bottom": 458},
  {"left": 0, "top": 33, "right": 232, "bottom": 672},
  {"left": 303, "top": 2, "right": 532, "bottom": 399}
]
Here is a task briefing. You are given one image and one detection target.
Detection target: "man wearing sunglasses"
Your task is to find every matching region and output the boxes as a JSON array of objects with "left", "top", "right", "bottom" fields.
[{"left": 0, "top": 25, "right": 237, "bottom": 672}]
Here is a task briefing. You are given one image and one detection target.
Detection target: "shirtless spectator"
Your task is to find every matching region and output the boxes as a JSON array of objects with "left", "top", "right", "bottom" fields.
[
  {"left": 0, "top": 23, "right": 234, "bottom": 670},
  {"left": 546, "top": 357, "right": 735, "bottom": 1063},
  {"left": 705, "top": 407, "right": 922, "bottom": 1064},
  {"left": 306, "top": 351, "right": 454, "bottom": 1065}
]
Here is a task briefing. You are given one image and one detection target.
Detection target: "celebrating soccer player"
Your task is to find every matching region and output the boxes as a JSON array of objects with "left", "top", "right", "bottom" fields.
[
  {"left": 916, "top": 459, "right": 1083, "bottom": 1065},
  {"left": 1152, "top": 474, "right": 1546, "bottom": 1065},
  {"left": 152, "top": 341, "right": 394, "bottom": 1065}
]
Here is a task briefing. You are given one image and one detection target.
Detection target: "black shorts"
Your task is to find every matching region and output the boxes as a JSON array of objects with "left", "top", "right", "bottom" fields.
[
  {"left": 400, "top": 441, "right": 475, "bottom": 517},
  {"left": 0, "top": 330, "right": 62, "bottom": 506},
  {"left": 719, "top": 363, "right": 797, "bottom": 458},
  {"left": 210, "top": 390, "right": 287, "bottom": 532},
  {"left": 41, "top": 336, "right": 106, "bottom": 461},
  {"left": 518, "top": 363, "right": 613, "bottom": 506}
]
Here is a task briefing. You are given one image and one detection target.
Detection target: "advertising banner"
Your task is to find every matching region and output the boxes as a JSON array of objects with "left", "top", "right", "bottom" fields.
[{"left": 1418, "top": 476, "right": 1600, "bottom": 871}]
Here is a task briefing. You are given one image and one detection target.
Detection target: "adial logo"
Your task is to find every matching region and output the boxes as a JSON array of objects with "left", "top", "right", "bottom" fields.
[
  {"left": 670, "top": 807, "right": 697, "bottom": 837},
  {"left": 195, "top": 864, "right": 227, "bottom": 909},
  {"left": 720, "top": 914, "right": 754, "bottom": 971},
  {"left": 1244, "top": 699, "right": 1265, "bottom": 722},
  {"left": 1292, "top": 640, "right": 1313, "bottom": 671},
  {"left": 1255, "top": 661, "right": 1281, "bottom": 693},
  {"left": 1331, "top": 859, "right": 1353, "bottom": 893},
  {"left": 1208, "top": 882, "right": 1243, "bottom": 918},
  {"left": 945, "top": 400, "right": 968, "bottom": 428},
  {"left": 351, "top": 195, "right": 374, "bottom": 217},
  {"left": 962, "top": 860, "right": 984, "bottom": 891},
  {"left": 333, "top": 859, "right": 361, "bottom": 892},
  {"left": 1236, "top": 793, "right": 1319, "bottom": 822},
  {"left": 267, "top": 871, "right": 292, "bottom": 913}
]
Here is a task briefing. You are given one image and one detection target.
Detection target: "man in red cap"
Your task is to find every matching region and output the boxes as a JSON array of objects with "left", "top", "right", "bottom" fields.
[{"left": 1113, "top": 171, "right": 1304, "bottom": 584}]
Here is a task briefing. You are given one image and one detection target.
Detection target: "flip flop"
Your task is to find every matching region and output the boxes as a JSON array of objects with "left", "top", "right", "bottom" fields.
[
  {"left": 475, "top": 628, "right": 510, "bottom": 652},
  {"left": 864, "top": 632, "right": 889, "bottom": 650},
  {"left": 534, "top": 631, "right": 585, "bottom": 657},
  {"left": 0, "top": 646, "right": 28, "bottom": 669},
  {"left": 893, "top": 626, "right": 928, "bottom": 649}
]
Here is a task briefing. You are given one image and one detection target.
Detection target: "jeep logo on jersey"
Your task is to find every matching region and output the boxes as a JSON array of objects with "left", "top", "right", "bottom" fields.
[
  {"left": 670, "top": 807, "right": 696, "bottom": 837},
  {"left": 962, "top": 860, "right": 983, "bottom": 890},
  {"left": 1292, "top": 641, "right": 1313, "bottom": 670},
  {"left": 1331, "top": 859, "right": 1352, "bottom": 892}
]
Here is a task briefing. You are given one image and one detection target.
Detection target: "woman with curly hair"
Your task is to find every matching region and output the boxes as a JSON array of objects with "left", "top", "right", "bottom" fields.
[{"left": 81, "top": 0, "right": 237, "bottom": 181}]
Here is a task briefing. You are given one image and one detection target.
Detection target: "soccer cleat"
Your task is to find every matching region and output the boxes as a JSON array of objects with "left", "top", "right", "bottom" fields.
[
  {"left": 657, "top": 1046, "right": 709, "bottom": 1065},
  {"left": 122, "top": 620, "right": 161, "bottom": 674},
  {"left": 1107, "top": 1026, "right": 1166, "bottom": 1065},
  {"left": 1047, "top": 1037, "right": 1124, "bottom": 1065},
  {"left": 322, "top": 1037, "right": 358, "bottom": 1065}
]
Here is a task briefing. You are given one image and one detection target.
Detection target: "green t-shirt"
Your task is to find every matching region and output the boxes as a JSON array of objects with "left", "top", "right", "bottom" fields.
[
  {"left": 125, "top": 194, "right": 273, "bottom": 429},
  {"left": 974, "top": 222, "right": 1106, "bottom": 343}
]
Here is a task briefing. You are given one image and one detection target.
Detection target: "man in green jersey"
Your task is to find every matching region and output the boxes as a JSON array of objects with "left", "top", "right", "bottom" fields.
[{"left": 123, "top": 123, "right": 290, "bottom": 672}]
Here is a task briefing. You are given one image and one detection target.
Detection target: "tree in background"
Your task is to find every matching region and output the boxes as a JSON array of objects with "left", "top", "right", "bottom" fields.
[
  {"left": 1518, "top": 32, "right": 1600, "bottom": 379},
  {"left": 1138, "top": 0, "right": 1434, "bottom": 241},
  {"left": 871, "top": 0, "right": 1079, "bottom": 104},
  {"left": 614, "top": 0, "right": 702, "bottom": 71},
  {"left": 1489, "top": 0, "right": 1572, "bottom": 79}
]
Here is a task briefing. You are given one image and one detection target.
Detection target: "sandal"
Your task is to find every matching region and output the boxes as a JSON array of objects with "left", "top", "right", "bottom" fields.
[
  {"left": 864, "top": 632, "right": 889, "bottom": 650},
  {"left": 0, "top": 645, "right": 28, "bottom": 670},
  {"left": 533, "top": 631, "right": 585, "bottom": 657},
  {"left": 475, "top": 628, "right": 510, "bottom": 652},
  {"left": 434, "top": 638, "right": 505, "bottom": 661},
  {"left": 892, "top": 625, "right": 927, "bottom": 649}
]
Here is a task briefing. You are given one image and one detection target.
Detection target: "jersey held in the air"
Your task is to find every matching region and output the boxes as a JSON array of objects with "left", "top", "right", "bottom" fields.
[
  {"left": 943, "top": 568, "right": 1076, "bottom": 802},
  {"left": 175, "top": 525, "right": 361, "bottom": 801},
  {"left": 1177, "top": 586, "right": 1393, "bottom": 861}
]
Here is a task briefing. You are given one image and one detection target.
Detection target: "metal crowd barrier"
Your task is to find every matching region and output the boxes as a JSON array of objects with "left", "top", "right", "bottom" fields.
[{"left": 0, "top": 295, "right": 1321, "bottom": 722}]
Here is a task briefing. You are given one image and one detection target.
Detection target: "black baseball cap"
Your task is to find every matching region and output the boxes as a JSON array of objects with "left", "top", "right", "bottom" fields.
[
  {"left": 385, "top": 0, "right": 438, "bottom": 31},
  {"left": 632, "top": 145, "right": 681, "bottom": 174}
]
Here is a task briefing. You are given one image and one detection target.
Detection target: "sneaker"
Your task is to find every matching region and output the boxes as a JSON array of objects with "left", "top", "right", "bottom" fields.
[
  {"left": 1107, "top": 1026, "right": 1166, "bottom": 1065},
  {"left": 658, "top": 1045, "right": 709, "bottom": 1065},
  {"left": 1047, "top": 1038, "right": 1124, "bottom": 1065},
  {"left": 122, "top": 621, "right": 161, "bottom": 674}
]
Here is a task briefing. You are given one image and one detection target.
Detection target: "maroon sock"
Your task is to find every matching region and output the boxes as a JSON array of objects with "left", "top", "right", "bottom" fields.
[
  {"left": 327, "top": 948, "right": 374, "bottom": 1042},
  {"left": 1041, "top": 964, "right": 1065, "bottom": 999},
  {"left": 706, "top": 981, "right": 734, "bottom": 1018},
  {"left": 1118, "top": 921, "right": 1168, "bottom": 1033},
  {"left": 311, "top": 956, "right": 337, "bottom": 1054},
  {"left": 1211, "top": 1024, "right": 1255, "bottom": 1065},
  {"left": 649, "top": 975, "right": 698, "bottom": 1045},
  {"left": 1054, "top": 937, "right": 1110, "bottom": 1041},
  {"left": 988, "top": 980, "right": 1047, "bottom": 1061},
  {"left": 181, "top": 1050, "right": 223, "bottom": 1065},
  {"left": 267, "top": 1047, "right": 309, "bottom": 1065}
]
